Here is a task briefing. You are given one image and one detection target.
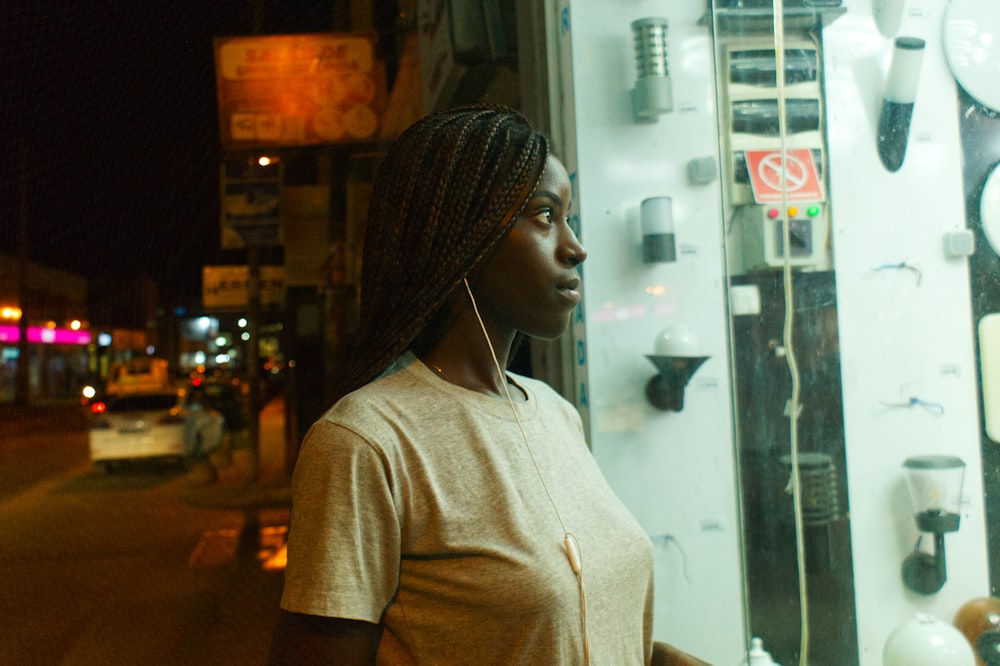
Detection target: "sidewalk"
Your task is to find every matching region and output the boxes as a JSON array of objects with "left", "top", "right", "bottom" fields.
[{"left": 180, "top": 396, "right": 293, "bottom": 511}]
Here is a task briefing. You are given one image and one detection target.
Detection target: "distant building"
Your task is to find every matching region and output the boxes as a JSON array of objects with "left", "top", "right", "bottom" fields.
[{"left": 0, "top": 252, "right": 89, "bottom": 402}]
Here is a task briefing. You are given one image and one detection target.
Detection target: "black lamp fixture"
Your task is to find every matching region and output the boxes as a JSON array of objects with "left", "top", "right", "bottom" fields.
[
  {"left": 877, "top": 36, "right": 925, "bottom": 172},
  {"left": 645, "top": 326, "right": 708, "bottom": 412},
  {"left": 900, "top": 455, "right": 966, "bottom": 595}
]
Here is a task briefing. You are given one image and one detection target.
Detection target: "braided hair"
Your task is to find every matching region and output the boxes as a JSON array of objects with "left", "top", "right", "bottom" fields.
[{"left": 338, "top": 105, "right": 549, "bottom": 395}]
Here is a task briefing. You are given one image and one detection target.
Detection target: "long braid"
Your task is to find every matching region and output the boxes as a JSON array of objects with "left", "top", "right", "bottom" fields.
[{"left": 336, "top": 106, "right": 548, "bottom": 397}]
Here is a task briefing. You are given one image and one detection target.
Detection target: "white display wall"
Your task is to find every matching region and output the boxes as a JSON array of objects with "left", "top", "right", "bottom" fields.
[
  {"left": 548, "top": 0, "right": 991, "bottom": 664},
  {"left": 547, "top": 1, "right": 745, "bottom": 662},
  {"left": 825, "top": 0, "right": 988, "bottom": 661}
]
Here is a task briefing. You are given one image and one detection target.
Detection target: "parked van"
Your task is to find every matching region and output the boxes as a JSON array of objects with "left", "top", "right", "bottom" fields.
[{"left": 104, "top": 357, "right": 172, "bottom": 395}]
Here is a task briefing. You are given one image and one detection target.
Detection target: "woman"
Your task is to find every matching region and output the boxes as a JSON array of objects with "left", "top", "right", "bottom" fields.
[{"left": 268, "top": 106, "right": 708, "bottom": 665}]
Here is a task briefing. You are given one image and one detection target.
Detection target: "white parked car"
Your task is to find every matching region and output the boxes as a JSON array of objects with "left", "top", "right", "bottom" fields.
[{"left": 88, "top": 389, "right": 189, "bottom": 471}]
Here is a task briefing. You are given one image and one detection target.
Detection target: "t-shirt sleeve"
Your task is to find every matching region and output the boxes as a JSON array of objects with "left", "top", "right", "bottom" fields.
[{"left": 279, "top": 417, "right": 401, "bottom": 622}]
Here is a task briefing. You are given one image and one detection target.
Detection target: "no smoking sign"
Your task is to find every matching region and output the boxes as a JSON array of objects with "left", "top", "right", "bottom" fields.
[{"left": 744, "top": 149, "right": 825, "bottom": 203}]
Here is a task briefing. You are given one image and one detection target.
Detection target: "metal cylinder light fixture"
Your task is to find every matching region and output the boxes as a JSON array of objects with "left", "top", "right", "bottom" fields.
[
  {"left": 780, "top": 452, "right": 842, "bottom": 573},
  {"left": 631, "top": 17, "right": 673, "bottom": 123}
]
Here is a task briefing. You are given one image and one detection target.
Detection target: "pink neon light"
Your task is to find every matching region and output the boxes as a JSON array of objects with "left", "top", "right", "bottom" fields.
[{"left": 0, "top": 325, "right": 91, "bottom": 345}]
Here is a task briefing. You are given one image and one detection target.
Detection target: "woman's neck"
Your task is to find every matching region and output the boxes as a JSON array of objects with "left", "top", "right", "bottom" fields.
[{"left": 418, "top": 311, "right": 522, "bottom": 400}]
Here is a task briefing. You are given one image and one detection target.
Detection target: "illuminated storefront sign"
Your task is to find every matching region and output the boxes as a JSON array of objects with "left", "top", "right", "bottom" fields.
[
  {"left": 0, "top": 325, "right": 91, "bottom": 345},
  {"left": 213, "top": 33, "right": 385, "bottom": 149}
]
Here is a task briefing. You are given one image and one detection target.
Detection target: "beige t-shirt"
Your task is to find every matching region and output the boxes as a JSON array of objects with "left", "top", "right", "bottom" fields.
[{"left": 281, "top": 355, "right": 654, "bottom": 664}]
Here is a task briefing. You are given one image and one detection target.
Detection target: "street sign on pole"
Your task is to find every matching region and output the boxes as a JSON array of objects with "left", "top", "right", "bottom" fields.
[
  {"left": 202, "top": 265, "right": 286, "bottom": 310},
  {"left": 220, "top": 157, "right": 283, "bottom": 248}
]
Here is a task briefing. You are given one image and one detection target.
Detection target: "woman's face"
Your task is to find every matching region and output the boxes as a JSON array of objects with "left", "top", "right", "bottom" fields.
[{"left": 471, "top": 155, "right": 587, "bottom": 341}]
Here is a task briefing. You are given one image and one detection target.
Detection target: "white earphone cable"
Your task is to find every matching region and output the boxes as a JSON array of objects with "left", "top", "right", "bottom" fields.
[{"left": 462, "top": 278, "right": 591, "bottom": 665}]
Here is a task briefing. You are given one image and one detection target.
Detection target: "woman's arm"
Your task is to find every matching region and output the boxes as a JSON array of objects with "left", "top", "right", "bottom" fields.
[
  {"left": 268, "top": 610, "right": 382, "bottom": 666},
  {"left": 651, "top": 640, "right": 713, "bottom": 666}
]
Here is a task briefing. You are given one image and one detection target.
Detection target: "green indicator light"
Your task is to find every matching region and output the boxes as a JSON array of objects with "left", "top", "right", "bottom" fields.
[{"left": 807, "top": 206, "right": 820, "bottom": 217}]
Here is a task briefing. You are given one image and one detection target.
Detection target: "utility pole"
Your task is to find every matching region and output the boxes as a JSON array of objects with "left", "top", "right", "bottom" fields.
[
  {"left": 239, "top": 0, "right": 264, "bottom": 482},
  {"left": 15, "top": 142, "right": 31, "bottom": 407},
  {"left": 245, "top": 243, "right": 261, "bottom": 482}
]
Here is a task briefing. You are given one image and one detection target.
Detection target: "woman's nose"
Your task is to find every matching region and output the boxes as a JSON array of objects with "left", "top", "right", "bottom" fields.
[{"left": 563, "top": 227, "right": 587, "bottom": 267}]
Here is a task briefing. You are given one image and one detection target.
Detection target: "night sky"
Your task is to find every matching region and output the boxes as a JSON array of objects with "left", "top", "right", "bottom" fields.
[{"left": 2, "top": 2, "right": 374, "bottom": 306}]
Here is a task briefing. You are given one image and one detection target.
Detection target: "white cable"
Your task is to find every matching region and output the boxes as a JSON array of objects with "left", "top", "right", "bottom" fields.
[
  {"left": 463, "top": 278, "right": 591, "bottom": 665},
  {"left": 772, "top": 5, "right": 810, "bottom": 665}
]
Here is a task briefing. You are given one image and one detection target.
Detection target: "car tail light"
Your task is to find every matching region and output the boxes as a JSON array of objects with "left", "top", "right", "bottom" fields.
[{"left": 88, "top": 401, "right": 111, "bottom": 429}]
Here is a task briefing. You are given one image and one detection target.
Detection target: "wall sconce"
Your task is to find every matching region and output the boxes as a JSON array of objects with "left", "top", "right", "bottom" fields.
[
  {"left": 900, "top": 455, "right": 965, "bottom": 595},
  {"left": 641, "top": 197, "right": 676, "bottom": 263},
  {"left": 877, "top": 36, "right": 926, "bottom": 172},
  {"left": 645, "top": 326, "right": 708, "bottom": 412},
  {"left": 631, "top": 17, "right": 673, "bottom": 123}
]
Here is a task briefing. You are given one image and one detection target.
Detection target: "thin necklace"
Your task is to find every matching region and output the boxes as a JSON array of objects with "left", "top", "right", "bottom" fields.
[{"left": 428, "top": 361, "right": 527, "bottom": 401}]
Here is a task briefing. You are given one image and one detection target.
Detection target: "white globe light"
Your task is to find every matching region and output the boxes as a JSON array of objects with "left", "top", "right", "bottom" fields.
[
  {"left": 883, "top": 614, "right": 976, "bottom": 665},
  {"left": 653, "top": 325, "right": 700, "bottom": 357}
]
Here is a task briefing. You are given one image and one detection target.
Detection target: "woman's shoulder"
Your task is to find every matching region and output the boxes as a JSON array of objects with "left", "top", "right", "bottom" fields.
[
  {"left": 325, "top": 367, "right": 427, "bottom": 424},
  {"left": 300, "top": 376, "right": 424, "bottom": 462}
]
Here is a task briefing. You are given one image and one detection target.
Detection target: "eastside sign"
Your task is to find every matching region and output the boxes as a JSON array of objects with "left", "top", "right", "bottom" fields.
[{"left": 202, "top": 265, "right": 286, "bottom": 309}]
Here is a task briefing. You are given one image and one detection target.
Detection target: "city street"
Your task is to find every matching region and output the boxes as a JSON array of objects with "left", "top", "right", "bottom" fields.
[{"left": 0, "top": 399, "right": 291, "bottom": 665}]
